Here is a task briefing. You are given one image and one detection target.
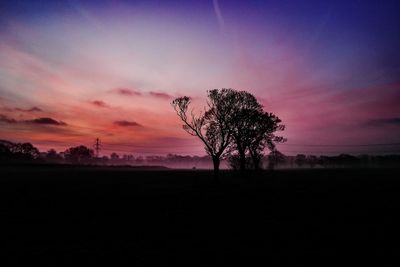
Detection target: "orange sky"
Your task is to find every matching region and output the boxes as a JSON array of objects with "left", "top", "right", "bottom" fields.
[{"left": 1, "top": 1, "right": 399, "bottom": 156}]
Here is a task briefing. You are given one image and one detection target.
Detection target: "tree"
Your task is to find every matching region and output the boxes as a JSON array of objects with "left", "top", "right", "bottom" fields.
[
  {"left": 45, "top": 149, "right": 63, "bottom": 163},
  {"left": 172, "top": 89, "right": 237, "bottom": 180},
  {"left": 228, "top": 91, "right": 263, "bottom": 173},
  {"left": 0, "top": 140, "right": 40, "bottom": 162},
  {"left": 295, "top": 154, "right": 307, "bottom": 167},
  {"left": 306, "top": 155, "right": 318, "bottom": 168},
  {"left": 9, "top": 142, "right": 40, "bottom": 161},
  {"left": 227, "top": 153, "right": 252, "bottom": 171},
  {"left": 110, "top": 152, "right": 120, "bottom": 161},
  {"left": 64, "top": 145, "right": 94, "bottom": 164},
  {"left": 172, "top": 88, "right": 286, "bottom": 177},
  {"left": 267, "top": 149, "right": 286, "bottom": 170},
  {"left": 0, "top": 143, "right": 12, "bottom": 161},
  {"left": 227, "top": 90, "right": 285, "bottom": 172},
  {"left": 247, "top": 112, "right": 286, "bottom": 170}
]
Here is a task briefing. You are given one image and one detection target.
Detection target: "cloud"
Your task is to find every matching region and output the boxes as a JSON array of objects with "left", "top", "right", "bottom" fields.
[
  {"left": 113, "top": 88, "right": 142, "bottom": 96},
  {"left": 15, "top": 106, "right": 43, "bottom": 112},
  {"left": 114, "top": 90, "right": 174, "bottom": 99},
  {"left": 0, "top": 114, "right": 67, "bottom": 126},
  {"left": 213, "top": 0, "right": 225, "bottom": 34},
  {"left": 91, "top": 100, "right": 109, "bottom": 108},
  {"left": 0, "top": 114, "right": 17, "bottom": 123},
  {"left": 114, "top": 120, "right": 142, "bottom": 127},
  {"left": 25, "top": 117, "right": 67, "bottom": 126},
  {"left": 111, "top": 89, "right": 173, "bottom": 99},
  {"left": 148, "top": 91, "right": 172, "bottom": 99},
  {"left": 366, "top": 117, "right": 400, "bottom": 127}
]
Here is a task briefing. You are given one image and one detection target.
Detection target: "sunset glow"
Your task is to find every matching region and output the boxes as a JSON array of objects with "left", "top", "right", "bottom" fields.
[{"left": 1, "top": 1, "right": 399, "bottom": 155}]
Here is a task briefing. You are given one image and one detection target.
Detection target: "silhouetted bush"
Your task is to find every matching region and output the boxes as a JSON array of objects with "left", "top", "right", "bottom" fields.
[
  {"left": 0, "top": 143, "right": 12, "bottom": 161},
  {"left": 45, "top": 149, "right": 63, "bottom": 163},
  {"left": 0, "top": 140, "right": 40, "bottom": 163},
  {"left": 267, "top": 150, "right": 287, "bottom": 170},
  {"left": 64, "top": 145, "right": 94, "bottom": 164}
]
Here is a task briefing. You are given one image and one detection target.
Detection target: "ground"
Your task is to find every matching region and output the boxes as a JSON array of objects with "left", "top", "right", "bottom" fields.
[{"left": 1, "top": 165, "right": 400, "bottom": 266}]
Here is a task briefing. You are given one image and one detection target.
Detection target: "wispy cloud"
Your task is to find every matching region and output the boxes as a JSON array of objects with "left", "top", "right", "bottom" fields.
[
  {"left": 0, "top": 114, "right": 17, "bottom": 123},
  {"left": 15, "top": 106, "right": 43, "bottom": 112},
  {"left": 213, "top": 0, "right": 225, "bottom": 34},
  {"left": 366, "top": 117, "right": 400, "bottom": 127},
  {"left": 112, "top": 89, "right": 172, "bottom": 99},
  {"left": 91, "top": 100, "right": 109, "bottom": 108},
  {"left": 0, "top": 114, "right": 66, "bottom": 126},
  {"left": 26, "top": 117, "right": 67, "bottom": 126},
  {"left": 114, "top": 120, "right": 142, "bottom": 127},
  {"left": 148, "top": 91, "right": 172, "bottom": 99},
  {"left": 112, "top": 88, "right": 142, "bottom": 96}
]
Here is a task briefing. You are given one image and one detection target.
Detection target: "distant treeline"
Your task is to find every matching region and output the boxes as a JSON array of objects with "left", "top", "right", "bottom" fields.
[{"left": 1, "top": 139, "right": 399, "bottom": 169}]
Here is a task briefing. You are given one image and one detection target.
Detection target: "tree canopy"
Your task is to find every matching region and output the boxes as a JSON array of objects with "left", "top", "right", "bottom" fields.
[
  {"left": 64, "top": 145, "right": 94, "bottom": 164},
  {"left": 172, "top": 89, "right": 237, "bottom": 179},
  {"left": 172, "top": 88, "right": 286, "bottom": 177}
]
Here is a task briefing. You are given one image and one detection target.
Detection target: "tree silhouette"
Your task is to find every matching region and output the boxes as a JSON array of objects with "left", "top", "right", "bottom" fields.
[
  {"left": 227, "top": 90, "right": 286, "bottom": 172},
  {"left": 267, "top": 149, "right": 286, "bottom": 170},
  {"left": 173, "top": 88, "right": 286, "bottom": 176},
  {"left": 172, "top": 89, "right": 237, "bottom": 180},
  {"left": 295, "top": 154, "right": 307, "bottom": 167},
  {"left": 247, "top": 112, "right": 286, "bottom": 170},
  {"left": 110, "top": 152, "right": 120, "bottom": 161},
  {"left": 227, "top": 153, "right": 252, "bottom": 170},
  {"left": 0, "top": 143, "right": 12, "bottom": 161},
  {"left": 64, "top": 145, "right": 94, "bottom": 164},
  {"left": 10, "top": 142, "right": 40, "bottom": 161},
  {"left": 45, "top": 149, "right": 63, "bottom": 163},
  {"left": 228, "top": 91, "right": 263, "bottom": 173}
]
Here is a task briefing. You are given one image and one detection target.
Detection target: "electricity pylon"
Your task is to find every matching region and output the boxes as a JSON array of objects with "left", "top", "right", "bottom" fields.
[{"left": 94, "top": 137, "right": 102, "bottom": 158}]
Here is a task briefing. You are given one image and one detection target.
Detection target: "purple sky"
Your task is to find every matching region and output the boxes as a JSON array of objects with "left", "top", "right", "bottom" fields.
[{"left": 0, "top": 0, "right": 399, "bottom": 155}]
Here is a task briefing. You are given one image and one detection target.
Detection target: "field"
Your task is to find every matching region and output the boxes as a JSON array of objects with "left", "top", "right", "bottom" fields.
[{"left": 2, "top": 166, "right": 400, "bottom": 266}]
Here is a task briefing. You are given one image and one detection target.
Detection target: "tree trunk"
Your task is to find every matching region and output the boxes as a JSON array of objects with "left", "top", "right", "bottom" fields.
[
  {"left": 250, "top": 151, "right": 261, "bottom": 171},
  {"left": 238, "top": 148, "right": 246, "bottom": 175},
  {"left": 212, "top": 156, "right": 220, "bottom": 182},
  {"left": 252, "top": 156, "right": 260, "bottom": 171}
]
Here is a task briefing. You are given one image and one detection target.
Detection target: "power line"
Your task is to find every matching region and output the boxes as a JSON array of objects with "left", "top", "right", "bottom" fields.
[
  {"left": 100, "top": 142, "right": 400, "bottom": 149},
  {"left": 28, "top": 140, "right": 400, "bottom": 153},
  {"left": 15, "top": 137, "right": 400, "bottom": 152}
]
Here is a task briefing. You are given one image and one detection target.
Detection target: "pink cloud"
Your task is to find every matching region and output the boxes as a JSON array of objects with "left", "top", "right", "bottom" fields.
[
  {"left": 0, "top": 114, "right": 66, "bottom": 126},
  {"left": 268, "top": 82, "right": 400, "bottom": 152},
  {"left": 113, "top": 88, "right": 142, "bottom": 96},
  {"left": 114, "top": 120, "right": 142, "bottom": 127},
  {"left": 15, "top": 106, "right": 43, "bottom": 112},
  {"left": 148, "top": 91, "right": 172, "bottom": 99},
  {"left": 91, "top": 100, "right": 109, "bottom": 108},
  {"left": 0, "top": 114, "right": 17, "bottom": 124},
  {"left": 26, "top": 117, "right": 67, "bottom": 126}
]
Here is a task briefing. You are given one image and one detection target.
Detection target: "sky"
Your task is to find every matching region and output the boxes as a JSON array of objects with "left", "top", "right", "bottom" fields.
[{"left": 0, "top": 0, "right": 399, "bottom": 156}]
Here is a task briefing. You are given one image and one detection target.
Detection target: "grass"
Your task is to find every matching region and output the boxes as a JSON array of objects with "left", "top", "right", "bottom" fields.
[{"left": 1, "top": 166, "right": 400, "bottom": 266}]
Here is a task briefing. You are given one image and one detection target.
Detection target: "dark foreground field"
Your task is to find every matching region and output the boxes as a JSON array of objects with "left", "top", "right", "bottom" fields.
[{"left": 1, "top": 166, "right": 400, "bottom": 266}]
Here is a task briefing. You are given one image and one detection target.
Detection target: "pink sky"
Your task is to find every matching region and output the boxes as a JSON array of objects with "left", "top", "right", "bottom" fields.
[{"left": 0, "top": 1, "right": 399, "bottom": 156}]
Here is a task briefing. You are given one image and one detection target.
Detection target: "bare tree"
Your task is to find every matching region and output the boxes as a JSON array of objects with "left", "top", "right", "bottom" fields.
[{"left": 172, "top": 89, "right": 237, "bottom": 180}]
